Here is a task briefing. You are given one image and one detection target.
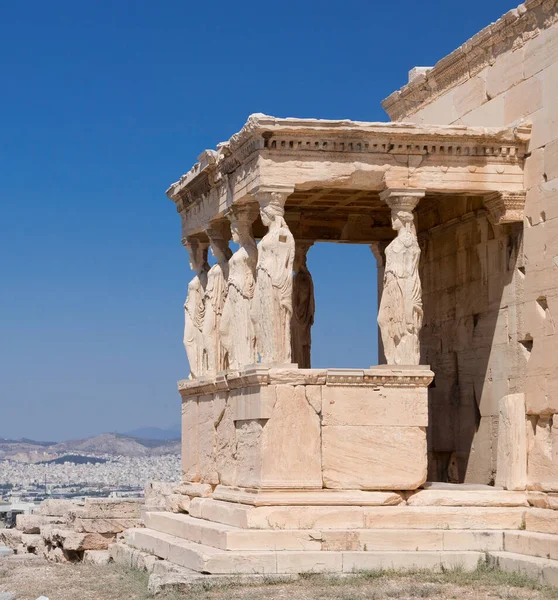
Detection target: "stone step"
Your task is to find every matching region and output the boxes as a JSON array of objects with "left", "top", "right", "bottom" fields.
[
  {"left": 125, "top": 527, "right": 276, "bottom": 574},
  {"left": 214, "top": 485, "right": 528, "bottom": 507},
  {"left": 213, "top": 486, "right": 404, "bottom": 507},
  {"left": 323, "top": 529, "right": 503, "bottom": 552},
  {"left": 505, "top": 531, "right": 558, "bottom": 560},
  {"left": 525, "top": 508, "right": 558, "bottom": 534},
  {"left": 405, "top": 489, "right": 528, "bottom": 507},
  {"left": 125, "top": 527, "right": 485, "bottom": 574},
  {"left": 189, "top": 498, "right": 526, "bottom": 530},
  {"left": 145, "top": 512, "right": 321, "bottom": 551},
  {"left": 146, "top": 511, "right": 503, "bottom": 552},
  {"left": 489, "top": 551, "right": 558, "bottom": 586}
]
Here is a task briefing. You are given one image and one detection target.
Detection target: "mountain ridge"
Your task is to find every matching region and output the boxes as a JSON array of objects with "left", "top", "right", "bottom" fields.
[{"left": 0, "top": 432, "right": 180, "bottom": 462}]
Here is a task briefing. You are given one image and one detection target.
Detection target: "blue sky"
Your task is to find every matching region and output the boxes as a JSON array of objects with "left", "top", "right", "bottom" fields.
[{"left": 0, "top": 0, "right": 517, "bottom": 441}]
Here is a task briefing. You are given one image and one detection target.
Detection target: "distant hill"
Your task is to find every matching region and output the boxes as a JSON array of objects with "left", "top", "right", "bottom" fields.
[
  {"left": 0, "top": 432, "right": 180, "bottom": 462},
  {"left": 123, "top": 427, "right": 180, "bottom": 441},
  {"left": 50, "top": 433, "right": 180, "bottom": 457},
  {"left": 0, "top": 437, "right": 55, "bottom": 448},
  {"left": 0, "top": 438, "right": 58, "bottom": 462}
]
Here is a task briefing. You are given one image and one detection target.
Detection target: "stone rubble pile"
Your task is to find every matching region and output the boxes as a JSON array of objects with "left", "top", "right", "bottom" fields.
[{"left": 0, "top": 497, "right": 144, "bottom": 564}]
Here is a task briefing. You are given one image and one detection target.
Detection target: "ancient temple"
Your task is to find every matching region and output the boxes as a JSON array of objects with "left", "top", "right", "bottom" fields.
[{"left": 121, "top": 0, "right": 558, "bottom": 579}]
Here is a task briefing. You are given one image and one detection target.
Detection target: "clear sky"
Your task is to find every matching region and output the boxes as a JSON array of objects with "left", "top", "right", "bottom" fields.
[{"left": 1, "top": 0, "right": 518, "bottom": 441}]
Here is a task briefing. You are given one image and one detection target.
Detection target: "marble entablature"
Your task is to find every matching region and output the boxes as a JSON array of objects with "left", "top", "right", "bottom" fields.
[{"left": 168, "top": 115, "right": 530, "bottom": 241}]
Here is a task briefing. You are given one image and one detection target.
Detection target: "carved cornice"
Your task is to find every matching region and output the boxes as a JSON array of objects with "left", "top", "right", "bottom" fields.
[
  {"left": 227, "top": 368, "right": 271, "bottom": 390},
  {"left": 327, "top": 367, "right": 435, "bottom": 388},
  {"left": 484, "top": 191, "right": 527, "bottom": 224},
  {"left": 166, "top": 115, "right": 530, "bottom": 221},
  {"left": 178, "top": 366, "right": 435, "bottom": 398},
  {"left": 177, "top": 374, "right": 228, "bottom": 399},
  {"left": 362, "top": 370, "right": 435, "bottom": 388},
  {"left": 382, "top": 0, "right": 558, "bottom": 121},
  {"left": 326, "top": 369, "right": 365, "bottom": 385}
]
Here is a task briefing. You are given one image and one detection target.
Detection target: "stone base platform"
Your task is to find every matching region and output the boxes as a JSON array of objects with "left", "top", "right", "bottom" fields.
[
  {"left": 121, "top": 521, "right": 489, "bottom": 575},
  {"left": 110, "top": 490, "right": 558, "bottom": 590},
  {"left": 179, "top": 366, "right": 434, "bottom": 492},
  {"left": 113, "top": 488, "right": 536, "bottom": 575}
]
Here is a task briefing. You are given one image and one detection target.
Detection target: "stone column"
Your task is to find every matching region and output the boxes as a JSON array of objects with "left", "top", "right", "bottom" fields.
[
  {"left": 183, "top": 238, "right": 209, "bottom": 378},
  {"left": 377, "top": 188, "right": 426, "bottom": 366},
  {"left": 219, "top": 204, "right": 259, "bottom": 371},
  {"left": 370, "top": 241, "right": 388, "bottom": 365},
  {"left": 251, "top": 188, "right": 296, "bottom": 365},
  {"left": 202, "top": 223, "right": 233, "bottom": 374},
  {"left": 291, "top": 241, "right": 315, "bottom": 368}
]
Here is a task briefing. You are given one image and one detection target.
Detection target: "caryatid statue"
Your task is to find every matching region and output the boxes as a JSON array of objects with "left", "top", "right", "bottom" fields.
[
  {"left": 251, "top": 190, "right": 295, "bottom": 365},
  {"left": 377, "top": 189, "right": 425, "bottom": 365},
  {"left": 219, "top": 205, "right": 259, "bottom": 371},
  {"left": 202, "top": 224, "right": 233, "bottom": 374},
  {"left": 291, "top": 242, "right": 315, "bottom": 368},
  {"left": 183, "top": 238, "right": 209, "bottom": 378}
]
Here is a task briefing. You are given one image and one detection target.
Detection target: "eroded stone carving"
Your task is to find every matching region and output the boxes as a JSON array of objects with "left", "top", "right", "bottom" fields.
[
  {"left": 251, "top": 191, "right": 295, "bottom": 365},
  {"left": 484, "top": 191, "right": 526, "bottom": 225},
  {"left": 202, "top": 224, "right": 233, "bottom": 374},
  {"left": 378, "top": 189, "right": 425, "bottom": 366},
  {"left": 184, "top": 239, "right": 209, "bottom": 378},
  {"left": 220, "top": 205, "right": 258, "bottom": 371},
  {"left": 291, "top": 242, "right": 315, "bottom": 368}
]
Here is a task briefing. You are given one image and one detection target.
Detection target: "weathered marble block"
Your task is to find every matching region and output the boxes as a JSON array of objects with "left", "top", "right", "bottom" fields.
[
  {"left": 322, "top": 425, "right": 427, "bottom": 490},
  {"left": 178, "top": 366, "right": 433, "bottom": 492}
]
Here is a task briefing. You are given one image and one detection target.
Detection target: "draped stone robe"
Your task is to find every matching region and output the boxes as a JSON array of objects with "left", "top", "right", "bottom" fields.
[
  {"left": 220, "top": 245, "right": 257, "bottom": 370},
  {"left": 202, "top": 260, "right": 229, "bottom": 373},
  {"left": 252, "top": 222, "right": 295, "bottom": 364},
  {"left": 377, "top": 227, "right": 423, "bottom": 365},
  {"left": 291, "top": 263, "right": 315, "bottom": 368},
  {"left": 184, "top": 269, "right": 208, "bottom": 378}
]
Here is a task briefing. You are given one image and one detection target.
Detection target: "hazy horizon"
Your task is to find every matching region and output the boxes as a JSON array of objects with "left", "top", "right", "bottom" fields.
[{"left": 0, "top": 425, "right": 182, "bottom": 444}]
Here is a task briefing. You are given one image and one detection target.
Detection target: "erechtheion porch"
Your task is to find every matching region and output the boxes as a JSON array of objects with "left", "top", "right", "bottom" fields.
[
  {"left": 121, "top": 115, "right": 538, "bottom": 575},
  {"left": 167, "top": 114, "right": 530, "bottom": 491},
  {"left": 115, "top": 2, "right": 558, "bottom": 580}
]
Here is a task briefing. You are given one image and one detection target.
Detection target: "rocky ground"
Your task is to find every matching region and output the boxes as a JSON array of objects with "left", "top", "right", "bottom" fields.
[{"left": 1, "top": 556, "right": 558, "bottom": 600}]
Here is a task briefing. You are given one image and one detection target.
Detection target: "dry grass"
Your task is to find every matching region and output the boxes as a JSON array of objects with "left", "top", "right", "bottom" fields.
[
  {"left": 0, "top": 556, "right": 150, "bottom": 600},
  {"left": 1, "top": 556, "right": 558, "bottom": 600}
]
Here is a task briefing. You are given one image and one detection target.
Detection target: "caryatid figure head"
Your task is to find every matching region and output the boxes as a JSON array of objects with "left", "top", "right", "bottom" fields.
[
  {"left": 226, "top": 204, "right": 258, "bottom": 246},
  {"left": 185, "top": 238, "right": 209, "bottom": 273},
  {"left": 380, "top": 189, "right": 424, "bottom": 236},
  {"left": 293, "top": 242, "right": 313, "bottom": 272},
  {"left": 206, "top": 225, "right": 233, "bottom": 264},
  {"left": 391, "top": 209, "right": 416, "bottom": 233},
  {"left": 258, "top": 192, "right": 287, "bottom": 228}
]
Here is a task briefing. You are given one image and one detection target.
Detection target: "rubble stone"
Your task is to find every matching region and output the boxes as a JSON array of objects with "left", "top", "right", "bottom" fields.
[
  {"left": 73, "top": 518, "right": 144, "bottom": 534},
  {"left": 39, "top": 499, "right": 80, "bottom": 517},
  {"left": 16, "top": 515, "right": 66, "bottom": 534},
  {"left": 83, "top": 550, "right": 110, "bottom": 565},
  {"left": 83, "top": 498, "right": 142, "bottom": 519}
]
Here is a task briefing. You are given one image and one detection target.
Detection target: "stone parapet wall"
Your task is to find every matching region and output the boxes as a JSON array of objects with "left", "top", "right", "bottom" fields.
[{"left": 179, "top": 366, "right": 433, "bottom": 492}]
